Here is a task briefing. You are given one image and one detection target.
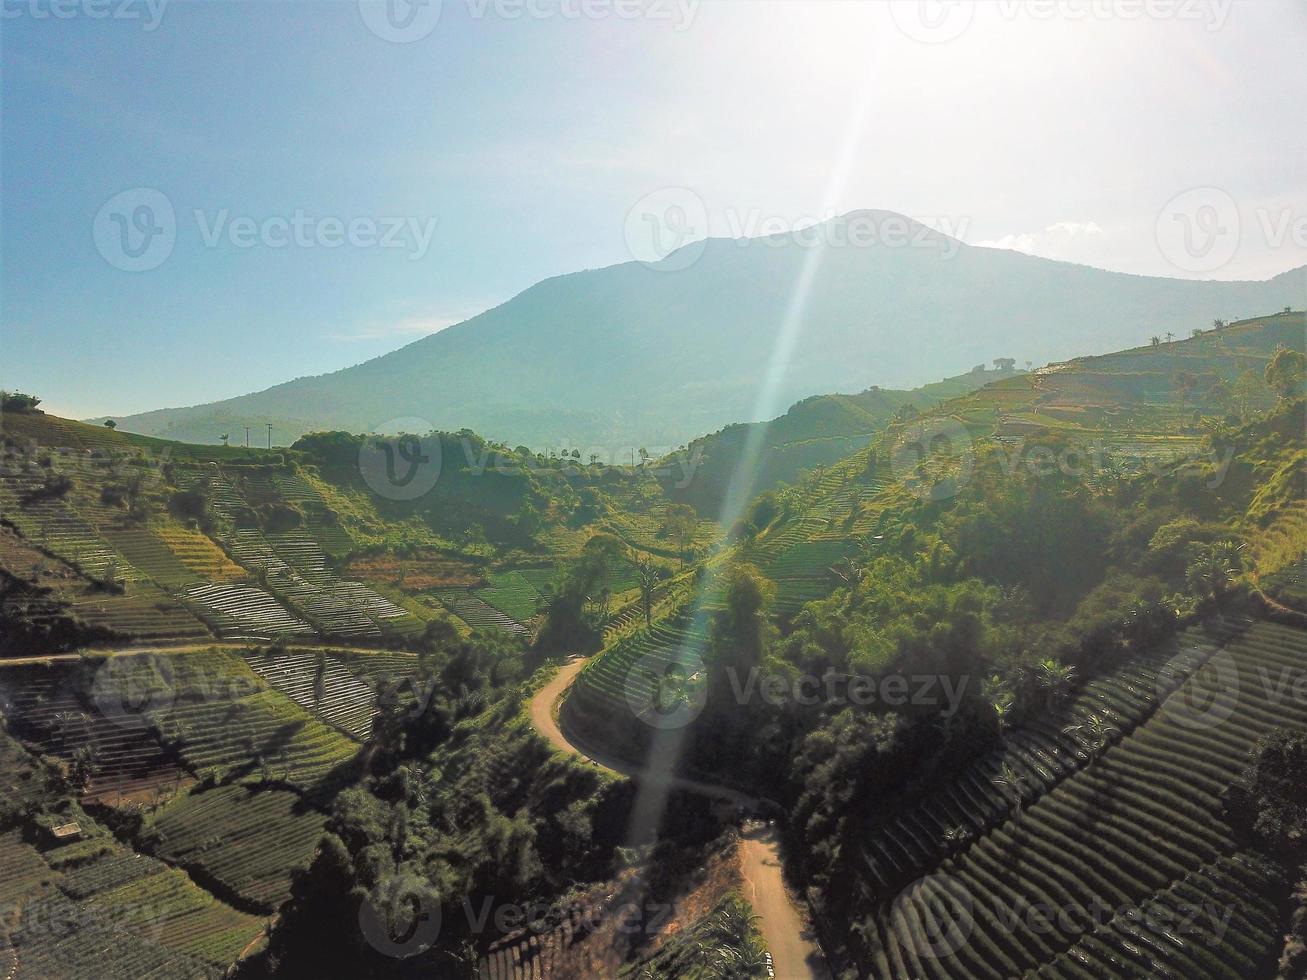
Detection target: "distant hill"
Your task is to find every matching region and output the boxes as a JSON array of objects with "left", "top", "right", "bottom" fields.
[
  {"left": 659, "top": 366, "right": 1010, "bottom": 515},
  {"left": 106, "top": 210, "right": 1305, "bottom": 450}
]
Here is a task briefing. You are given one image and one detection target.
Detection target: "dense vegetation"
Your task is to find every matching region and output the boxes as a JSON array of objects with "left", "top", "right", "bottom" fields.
[{"left": 0, "top": 312, "right": 1301, "bottom": 978}]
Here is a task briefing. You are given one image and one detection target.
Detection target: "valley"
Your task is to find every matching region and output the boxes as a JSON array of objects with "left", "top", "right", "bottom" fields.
[{"left": 0, "top": 310, "right": 1303, "bottom": 978}]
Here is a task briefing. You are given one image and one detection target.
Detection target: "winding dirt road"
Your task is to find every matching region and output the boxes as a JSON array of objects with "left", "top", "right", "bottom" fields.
[{"left": 529, "top": 657, "right": 829, "bottom": 979}]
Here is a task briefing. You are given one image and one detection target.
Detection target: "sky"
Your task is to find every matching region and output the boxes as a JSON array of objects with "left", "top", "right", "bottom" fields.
[{"left": 3, "top": 0, "right": 1305, "bottom": 419}]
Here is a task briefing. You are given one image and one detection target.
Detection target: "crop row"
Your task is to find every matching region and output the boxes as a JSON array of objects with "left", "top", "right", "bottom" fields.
[
  {"left": 150, "top": 783, "right": 327, "bottom": 911},
  {"left": 861, "top": 619, "right": 1307, "bottom": 979},
  {"left": 857, "top": 621, "right": 1242, "bottom": 897},
  {"left": 436, "top": 590, "right": 530, "bottom": 636},
  {"left": 243, "top": 649, "right": 378, "bottom": 740}
]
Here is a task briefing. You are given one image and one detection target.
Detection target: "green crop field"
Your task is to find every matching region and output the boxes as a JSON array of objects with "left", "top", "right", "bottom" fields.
[
  {"left": 856, "top": 618, "right": 1307, "bottom": 979},
  {"left": 149, "top": 782, "right": 328, "bottom": 912},
  {"left": 476, "top": 570, "right": 544, "bottom": 624}
]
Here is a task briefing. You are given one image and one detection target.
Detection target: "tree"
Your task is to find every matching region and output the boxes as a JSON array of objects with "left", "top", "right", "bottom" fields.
[
  {"left": 1172, "top": 370, "right": 1198, "bottom": 413},
  {"left": 1063, "top": 713, "right": 1120, "bottom": 758},
  {"left": 1150, "top": 336, "right": 1161, "bottom": 347},
  {"left": 0, "top": 391, "right": 41, "bottom": 413},
  {"left": 1032, "top": 658, "right": 1076, "bottom": 708},
  {"left": 663, "top": 503, "right": 698, "bottom": 567},
  {"left": 993, "top": 357, "right": 1016, "bottom": 373},
  {"left": 1165, "top": 331, "right": 1174, "bottom": 343},
  {"left": 103, "top": 419, "right": 117, "bottom": 430},
  {"left": 1185, "top": 541, "right": 1242, "bottom": 600},
  {"left": 1232, "top": 369, "right": 1267, "bottom": 420},
  {"left": 707, "top": 563, "right": 775, "bottom": 713},
  {"left": 630, "top": 552, "right": 662, "bottom": 629},
  {"left": 220, "top": 433, "right": 230, "bottom": 446},
  {"left": 1265, "top": 346, "right": 1306, "bottom": 401},
  {"left": 991, "top": 763, "right": 1029, "bottom": 820}
]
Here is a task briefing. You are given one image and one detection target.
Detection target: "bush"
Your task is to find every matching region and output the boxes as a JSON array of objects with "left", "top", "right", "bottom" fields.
[{"left": 0, "top": 391, "right": 42, "bottom": 414}]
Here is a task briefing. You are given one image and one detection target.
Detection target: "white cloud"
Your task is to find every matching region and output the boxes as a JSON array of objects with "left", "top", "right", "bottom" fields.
[
  {"left": 973, "top": 221, "right": 1106, "bottom": 259},
  {"left": 331, "top": 315, "right": 469, "bottom": 343}
]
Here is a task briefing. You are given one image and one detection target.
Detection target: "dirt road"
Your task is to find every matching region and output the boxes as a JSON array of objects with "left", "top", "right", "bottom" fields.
[{"left": 528, "top": 657, "right": 829, "bottom": 979}]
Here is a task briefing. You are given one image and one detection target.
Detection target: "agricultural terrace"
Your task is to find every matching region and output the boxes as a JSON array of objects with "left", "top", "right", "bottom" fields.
[
  {"left": 149, "top": 782, "right": 328, "bottom": 912},
  {"left": 856, "top": 618, "right": 1307, "bottom": 979},
  {"left": 0, "top": 803, "right": 263, "bottom": 978}
]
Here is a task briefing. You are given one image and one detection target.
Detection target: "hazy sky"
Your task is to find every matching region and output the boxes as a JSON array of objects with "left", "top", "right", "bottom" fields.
[{"left": 4, "top": 0, "right": 1305, "bottom": 419}]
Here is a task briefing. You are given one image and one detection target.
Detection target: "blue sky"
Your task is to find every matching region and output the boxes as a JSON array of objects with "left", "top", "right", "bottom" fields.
[{"left": 3, "top": 0, "right": 1305, "bottom": 419}]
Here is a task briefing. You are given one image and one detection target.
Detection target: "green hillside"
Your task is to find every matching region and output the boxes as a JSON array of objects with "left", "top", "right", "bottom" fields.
[
  {"left": 556, "top": 310, "right": 1306, "bottom": 976},
  {"left": 659, "top": 366, "right": 1012, "bottom": 515}
]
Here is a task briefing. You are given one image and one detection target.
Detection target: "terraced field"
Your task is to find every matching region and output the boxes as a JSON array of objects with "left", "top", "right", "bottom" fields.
[
  {"left": 153, "top": 525, "right": 247, "bottom": 582},
  {"left": 183, "top": 583, "right": 314, "bottom": 638},
  {"left": 758, "top": 538, "right": 854, "bottom": 614},
  {"left": 476, "top": 570, "right": 544, "bottom": 623},
  {"left": 1263, "top": 555, "right": 1307, "bottom": 607},
  {"left": 0, "top": 824, "right": 263, "bottom": 978},
  {"left": 858, "top": 618, "right": 1307, "bottom": 979},
  {"left": 856, "top": 623, "right": 1235, "bottom": 896},
  {"left": 564, "top": 614, "right": 710, "bottom": 746},
  {"left": 149, "top": 783, "right": 327, "bottom": 911},
  {"left": 0, "top": 662, "right": 190, "bottom": 805},
  {"left": 0, "top": 469, "right": 135, "bottom": 583},
  {"left": 436, "top": 589, "right": 530, "bottom": 636},
  {"left": 243, "top": 648, "right": 379, "bottom": 739},
  {"left": 98, "top": 526, "right": 200, "bottom": 591},
  {"left": 145, "top": 662, "right": 361, "bottom": 787}
]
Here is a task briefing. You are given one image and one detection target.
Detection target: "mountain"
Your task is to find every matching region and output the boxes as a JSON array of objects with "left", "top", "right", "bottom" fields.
[{"left": 106, "top": 210, "right": 1305, "bottom": 450}]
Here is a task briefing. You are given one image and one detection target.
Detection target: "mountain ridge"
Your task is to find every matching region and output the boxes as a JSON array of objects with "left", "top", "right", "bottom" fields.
[{"left": 103, "top": 210, "right": 1306, "bottom": 450}]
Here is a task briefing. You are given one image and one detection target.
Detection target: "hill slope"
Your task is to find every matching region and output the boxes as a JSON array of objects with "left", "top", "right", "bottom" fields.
[{"left": 106, "top": 211, "right": 1305, "bottom": 449}]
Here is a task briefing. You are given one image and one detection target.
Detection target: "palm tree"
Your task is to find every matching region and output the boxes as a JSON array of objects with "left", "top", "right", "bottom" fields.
[
  {"left": 1186, "top": 542, "right": 1242, "bottom": 600},
  {"left": 991, "top": 762, "right": 1029, "bottom": 819},
  {"left": 1032, "top": 658, "right": 1076, "bottom": 708},
  {"left": 1063, "top": 712, "right": 1121, "bottom": 757},
  {"left": 942, "top": 825, "right": 971, "bottom": 853},
  {"left": 70, "top": 744, "right": 98, "bottom": 791}
]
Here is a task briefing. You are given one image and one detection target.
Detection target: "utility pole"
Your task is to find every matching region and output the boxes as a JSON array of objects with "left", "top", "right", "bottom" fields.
[
  {"left": 266, "top": 423, "right": 273, "bottom": 450},
  {"left": 244, "top": 426, "right": 250, "bottom": 448}
]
